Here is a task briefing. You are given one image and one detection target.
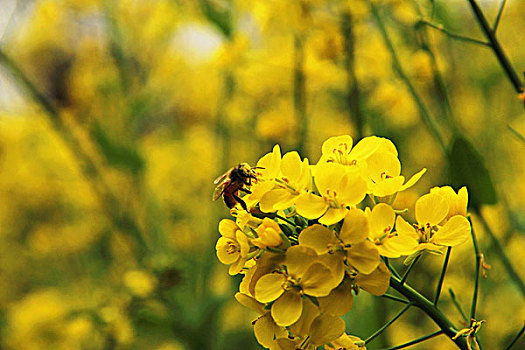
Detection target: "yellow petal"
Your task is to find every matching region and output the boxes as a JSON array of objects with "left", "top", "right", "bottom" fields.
[
  {"left": 257, "top": 144, "right": 282, "bottom": 179},
  {"left": 301, "top": 262, "right": 337, "bottom": 297},
  {"left": 366, "top": 151, "right": 401, "bottom": 181},
  {"left": 318, "top": 253, "right": 345, "bottom": 286},
  {"left": 369, "top": 203, "right": 395, "bottom": 240},
  {"left": 285, "top": 245, "right": 318, "bottom": 277},
  {"left": 395, "top": 216, "right": 419, "bottom": 240},
  {"left": 229, "top": 257, "right": 246, "bottom": 275},
  {"left": 218, "top": 219, "right": 238, "bottom": 239},
  {"left": 255, "top": 273, "right": 286, "bottom": 303},
  {"left": 340, "top": 208, "right": 369, "bottom": 245},
  {"left": 372, "top": 176, "right": 405, "bottom": 197},
  {"left": 314, "top": 162, "right": 345, "bottom": 196},
  {"left": 355, "top": 261, "right": 391, "bottom": 295},
  {"left": 260, "top": 189, "right": 295, "bottom": 212},
  {"left": 346, "top": 241, "right": 380, "bottom": 274},
  {"left": 431, "top": 215, "right": 471, "bottom": 246},
  {"left": 298, "top": 224, "right": 336, "bottom": 255},
  {"left": 338, "top": 169, "right": 368, "bottom": 206},
  {"left": 235, "top": 292, "right": 265, "bottom": 314},
  {"left": 271, "top": 291, "right": 303, "bottom": 327},
  {"left": 415, "top": 193, "right": 448, "bottom": 226},
  {"left": 254, "top": 313, "right": 287, "bottom": 348},
  {"left": 309, "top": 314, "right": 346, "bottom": 346},
  {"left": 382, "top": 234, "right": 418, "bottom": 256},
  {"left": 318, "top": 279, "right": 354, "bottom": 316},
  {"left": 457, "top": 187, "right": 468, "bottom": 217},
  {"left": 321, "top": 135, "right": 353, "bottom": 159},
  {"left": 400, "top": 168, "right": 427, "bottom": 191},
  {"left": 289, "top": 298, "right": 320, "bottom": 337},
  {"left": 295, "top": 192, "right": 328, "bottom": 219},
  {"left": 281, "top": 151, "right": 302, "bottom": 181},
  {"left": 349, "top": 136, "right": 382, "bottom": 162},
  {"left": 319, "top": 208, "right": 348, "bottom": 226},
  {"left": 216, "top": 237, "right": 239, "bottom": 265}
]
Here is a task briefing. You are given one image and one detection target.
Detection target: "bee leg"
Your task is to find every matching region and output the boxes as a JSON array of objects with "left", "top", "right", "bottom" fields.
[
  {"left": 239, "top": 188, "right": 252, "bottom": 194},
  {"left": 233, "top": 193, "right": 248, "bottom": 211}
]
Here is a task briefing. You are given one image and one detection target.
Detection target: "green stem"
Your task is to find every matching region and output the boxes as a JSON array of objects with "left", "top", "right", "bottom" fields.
[
  {"left": 493, "top": 0, "right": 508, "bottom": 33},
  {"left": 434, "top": 247, "right": 452, "bottom": 305},
  {"left": 366, "top": 303, "right": 412, "bottom": 344},
  {"left": 383, "top": 257, "right": 401, "bottom": 279},
  {"left": 449, "top": 289, "right": 469, "bottom": 323},
  {"left": 400, "top": 255, "right": 420, "bottom": 284},
  {"left": 468, "top": 216, "right": 481, "bottom": 321},
  {"left": 473, "top": 209, "right": 525, "bottom": 297},
  {"left": 416, "top": 20, "right": 490, "bottom": 47},
  {"left": 466, "top": 0, "right": 524, "bottom": 94},
  {"left": 369, "top": 1, "right": 447, "bottom": 154},
  {"left": 381, "top": 293, "right": 410, "bottom": 304},
  {"left": 386, "top": 330, "right": 443, "bottom": 350},
  {"left": 0, "top": 48, "right": 148, "bottom": 256},
  {"left": 504, "top": 324, "right": 525, "bottom": 350},
  {"left": 341, "top": 11, "right": 364, "bottom": 139},
  {"left": 390, "top": 276, "right": 468, "bottom": 349}
]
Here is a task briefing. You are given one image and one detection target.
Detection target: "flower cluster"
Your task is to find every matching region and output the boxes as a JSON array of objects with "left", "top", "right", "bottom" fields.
[{"left": 215, "top": 135, "right": 471, "bottom": 349}]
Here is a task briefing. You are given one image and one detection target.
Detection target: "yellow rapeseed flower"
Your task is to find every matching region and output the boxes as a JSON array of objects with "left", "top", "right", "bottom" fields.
[
  {"left": 216, "top": 219, "right": 251, "bottom": 275},
  {"left": 252, "top": 218, "right": 284, "bottom": 249},
  {"left": 295, "top": 163, "right": 368, "bottom": 225},
  {"left": 395, "top": 193, "right": 471, "bottom": 256}
]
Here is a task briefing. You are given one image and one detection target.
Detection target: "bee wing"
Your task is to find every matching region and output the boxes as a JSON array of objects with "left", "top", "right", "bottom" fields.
[
  {"left": 213, "top": 182, "right": 227, "bottom": 201},
  {"left": 214, "top": 172, "right": 228, "bottom": 185}
]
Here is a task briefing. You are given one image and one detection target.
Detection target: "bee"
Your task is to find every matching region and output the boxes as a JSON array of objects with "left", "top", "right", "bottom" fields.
[{"left": 213, "top": 163, "right": 259, "bottom": 211}]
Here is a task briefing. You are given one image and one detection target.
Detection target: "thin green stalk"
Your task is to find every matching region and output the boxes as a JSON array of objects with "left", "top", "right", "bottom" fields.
[
  {"left": 493, "top": 0, "right": 508, "bottom": 34},
  {"left": 466, "top": 0, "right": 524, "bottom": 94},
  {"left": 468, "top": 216, "right": 482, "bottom": 321},
  {"left": 368, "top": 1, "right": 447, "bottom": 154},
  {"left": 381, "top": 293, "right": 410, "bottom": 304},
  {"left": 293, "top": 34, "right": 307, "bottom": 155},
  {"left": 449, "top": 289, "right": 469, "bottom": 323},
  {"left": 434, "top": 247, "right": 452, "bottom": 305},
  {"left": 390, "top": 276, "right": 468, "bottom": 349},
  {"left": 386, "top": 330, "right": 443, "bottom": 350},
  {"left": 508, "top": 124, "right": 525, "bottom": 144},
  {"left": 400, "top": 255, "right": 420, "bottom": 284},
  {"left": 504, "top": 324, "right": 525, "bottom": 350},
  {"left": 341, "top": 11, "right": 364, "bottom": 139},
  {"left": 0, "top": 49, "right": 148, "bottom": 256},
  {"left": 416, "top": 20, "right": 490, "bottom": 47},
  {"left": 383, "top": 257, "right": 401, "bottom": 279},
  {"left": 473, "top": 209, "right": 525, "bottom": 297},
  {"left": 366, "top": 303, "right": 412, "bottom": 344}
]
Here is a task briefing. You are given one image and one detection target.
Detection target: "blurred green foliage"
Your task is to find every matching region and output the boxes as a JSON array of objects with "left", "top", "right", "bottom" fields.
[{"left": 0, "top": 0, "right": 524, "bottom": 349}]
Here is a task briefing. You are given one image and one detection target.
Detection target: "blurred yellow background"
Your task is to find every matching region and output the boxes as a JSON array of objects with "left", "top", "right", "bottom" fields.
[{"left": 0, "top": 0, "right": 523, "bottom": 349}]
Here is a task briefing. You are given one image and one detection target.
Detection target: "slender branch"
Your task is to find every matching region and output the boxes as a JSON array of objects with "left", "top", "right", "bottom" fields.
[
  {"left": 386, "top": 330, "right": 443, "bottom": 350},
  {"left": 473, "top": 209, "right": 525, "bottom": 297},
  {"left": 0, "top": 49, "right": 148, "bottom": 255},
  {"left": 508, "top": 124, "right": 525, "bottom": 144},
  {"left": 400, "top": 255, "right": 420, "bottom": 284},
  {"left": 468, "top": 216, "right": 482, "bottom": 321},
  {"left": 341, "top": 11, "right": 364, "bottom": 139},
  {"left": 504, "top": 324, "right": 525, "bottom": 350},
  {"left": 416, "top": 20, "right": 491, "bottom": 47},
  {"left": 368, "top": 1, "right": 447, "bottom": 154},
  {"left": 434, "top": 247, "right": 452, "bottom": 305},
  {"left": 466, "top": 0, "right": 524, "bottom": 94},
  {"left": 366, "top": 303, "right": 412, "bottom": 344},
  {"left": 383, "top": 257, "right": 401, "bottom": 279},
  {"left": 381, "top": 293, "right": 410, "bottom": 304},
  {"left": 493, "top": 0, "right": 508, "bottom": 33},
  {"left": 390, "top": 276, "right": 468, "bottom": 349},
  {"left": 449, "top": 289, "right": 469, "bottom": 323}
]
